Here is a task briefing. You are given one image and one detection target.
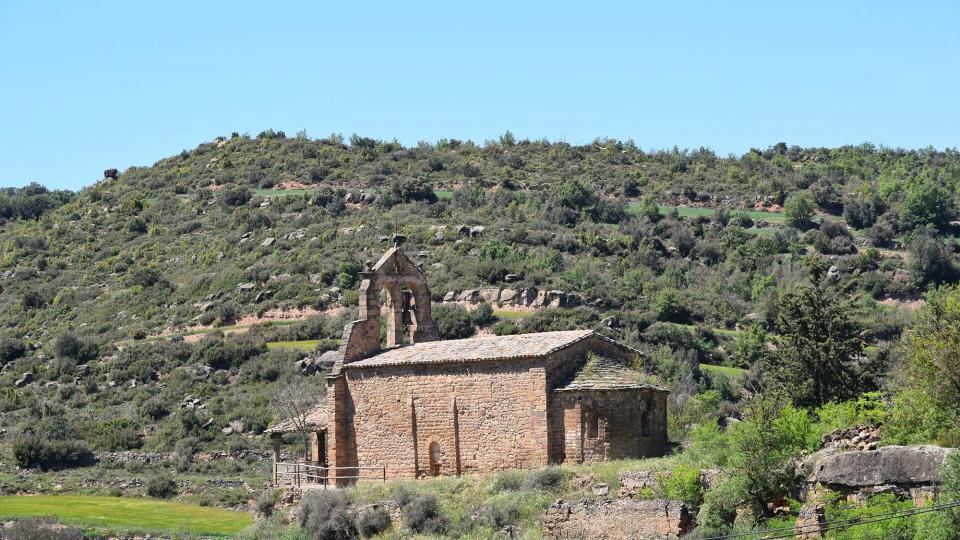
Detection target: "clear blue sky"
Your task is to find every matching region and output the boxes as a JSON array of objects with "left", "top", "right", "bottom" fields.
[{"left": 1, "top": 1, "right": 958, "bottom": 190}]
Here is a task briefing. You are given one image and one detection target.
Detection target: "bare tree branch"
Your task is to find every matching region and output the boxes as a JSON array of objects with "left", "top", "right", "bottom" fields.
[{"left": 270, "top": 376, "right": 325, "bottom": 461}]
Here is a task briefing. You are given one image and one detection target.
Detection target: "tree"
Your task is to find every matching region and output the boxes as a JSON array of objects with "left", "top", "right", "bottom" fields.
[
  {"left": 783, "top": 193, "right": 815, "bottom": 230},
  {"left": 693, "top": 391, "right": 817, "bottom": 530},
  {"left": 732, "top": 324, "right": 767, "bottom": 369},
  {"left": 908, "top": 233, "right": 958, "bottom": 286},
  {"left": 432, "top": 304, "right": 475, "bottom": 339},
  {"left": 554, "top": 178, "right": 596, "bottom": 211},
  {"left": 220, "top": 187, "right": 252, "bottom": 207},
  {"left": 654, "top": 288, "right": 690, "bottom": 323},
  {"left": 763, "top": 260, "right": 865, "bottom": 407},
  {"left": 269, "top": 376, "right": 325, "bottom": 460},
  {"left": 902, "top": 286, "right": 960, "bottom": 410},
  {"left": 899, "top": 179, "right": 954, "bottom": 232},
  {"left": 0, "top": 336, "right": 27, "bottom": 365}
]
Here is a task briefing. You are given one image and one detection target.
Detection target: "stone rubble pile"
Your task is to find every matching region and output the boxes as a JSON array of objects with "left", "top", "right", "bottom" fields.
[{"left": 820, "top": 424, "right": 881, "bottom": 451}]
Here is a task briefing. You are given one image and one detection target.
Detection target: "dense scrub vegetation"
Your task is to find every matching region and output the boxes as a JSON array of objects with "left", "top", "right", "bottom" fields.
[{"left": 2, "top": 132, "right": 960, "bottom": 536}]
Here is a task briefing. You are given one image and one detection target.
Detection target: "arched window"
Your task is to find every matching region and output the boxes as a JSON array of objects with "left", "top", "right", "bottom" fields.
[
  {"left": 641, "top": 399, "right": 654, "bottom": 437},
  {"left": 429, "top": 441, "right": 442, "bottom": 476},
  {"left": 587, "top": 413, "right": 599, "bottom": 439}
]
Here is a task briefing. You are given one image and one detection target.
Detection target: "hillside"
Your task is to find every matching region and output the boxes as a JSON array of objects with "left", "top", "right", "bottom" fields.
[{"left": 2, "top": 133, "right": 960, "bottom": 537}]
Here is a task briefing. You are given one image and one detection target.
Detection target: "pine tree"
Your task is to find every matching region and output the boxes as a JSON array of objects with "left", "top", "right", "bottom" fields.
[{"left": 764, "top": 256, "right": 865, "bottom": 407}]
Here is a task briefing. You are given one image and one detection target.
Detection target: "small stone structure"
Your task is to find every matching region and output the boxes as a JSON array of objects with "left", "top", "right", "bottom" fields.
[
  {"left": 269, "top": 246, "right": 668, "bottom": 484},
  {"left": 543, "top": 498, "right": 692, "bottom": 539},
  {"left": 794, "top": 503, "right": 827, "bottom": 539}
]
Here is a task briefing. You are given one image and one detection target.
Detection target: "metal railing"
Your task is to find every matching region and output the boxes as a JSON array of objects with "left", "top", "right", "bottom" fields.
[{"left": 273, "top": 462, "right": 386, "bottom": 488}]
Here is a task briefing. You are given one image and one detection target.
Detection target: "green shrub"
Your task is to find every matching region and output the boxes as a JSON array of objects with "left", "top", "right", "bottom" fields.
[
  {"left": 4, "top": 518, "right": 85, "bottom": 540},
  {"left": 51, "top": 333, "right": 99, "bottom": 362},
  {"left": 433, "top": 304, "right": 475, "bottom": 339},
  {"left": 146, "top": 475, "right": 178, "bottom": 499},
  {"left": 474, "top": 499, "right": 520, "bottom": 529},
  {"left": 141, "top": 398, "right": 169, "bottom": 420},
  {"left": 688, "top": 394, "right": 817, "bottom": 528},
  {"left": 814, "top": 392, "right": 888, "bottom": 435},
  {"left": 491, "top": 319, "right": 520, "bottom": 336},
  {"left": 655, "top": 465, "right": 704, "bottom": 508},
  {"left": 12, "top": 436, "right": 94, "bottom": 470},
  {"left": 521, "top": 467, "right": 568, "bottom": 492},
  {"left": 823, "top": 494, "right": 917, "bottom": 539},
  {"left": 356, "top": 506, "right": 391, "bottom": 537},
  {"left": 784, "top": 192, "right": 815, "bottom": 229},
  {"left": 221, "top": 187, "right": 252, "bottom": 207},
  {"left": 300, "top": 490, "right": 358, "bottom": 539},
  {"left": 492, "top": 470, "right": 524, "bottom": 492},
  {"left": 86, "top": 418, "right": 143, "bottom": 450},
  {"left": 0, "top": 336, "right": 27, "bottom": 364},
  {"left": 883, "top": 388, "right": 960, "bottom": 446},
  {"left": 390, "top": 484, "right": 425, "bottom": 510},
  {"left": 696, "top": 476, "right": 744, "bottom": 534},
  {"left": 469, "top": 302, "right": 495, "bottom": 326},
  {"left": 403, "top": 493, "right": 448, "bottom": 535}
]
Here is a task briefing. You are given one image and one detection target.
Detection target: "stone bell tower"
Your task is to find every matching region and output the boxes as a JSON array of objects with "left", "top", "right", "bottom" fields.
[{"left": 335, "top": 245, "right": 440, "bottom": 367}]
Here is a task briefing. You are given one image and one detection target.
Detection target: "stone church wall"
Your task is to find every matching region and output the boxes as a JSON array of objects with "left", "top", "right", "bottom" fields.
[{"left": 340, "top": 357, "right": 550, "bottom": 479}]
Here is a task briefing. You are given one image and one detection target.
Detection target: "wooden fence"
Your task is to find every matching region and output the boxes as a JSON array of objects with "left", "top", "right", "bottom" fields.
[{"left": 273, "top": 462, "right": 386, "bottom": 488}]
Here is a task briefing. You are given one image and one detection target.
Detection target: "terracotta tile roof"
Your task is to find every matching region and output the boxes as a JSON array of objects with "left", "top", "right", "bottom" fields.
[
  {"left": 557, "top": 356, "right": 667, "bottom": 392},
  {"left": 266, "top": 405, "right": 327, "bottom": 434},
  {"left": 346, "top": 329, "right": 603, "bottom": 368}
]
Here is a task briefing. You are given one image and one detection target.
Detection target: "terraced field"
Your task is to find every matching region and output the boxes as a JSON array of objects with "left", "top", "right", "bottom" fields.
[
  {"left": 624, "top": 203, "right": 787, "bottom": 222},
  {"left": 699, "top": 363, "right": 749, "bottom": 378},
  {"left": 251, "top": 187, "right": 320, "bottom": 197},
  {"left": 0, "top": 495, "right": 251, "bottom": 537},
  {"left": 266, "top": 339, "right": 323, "bottom": 351}
]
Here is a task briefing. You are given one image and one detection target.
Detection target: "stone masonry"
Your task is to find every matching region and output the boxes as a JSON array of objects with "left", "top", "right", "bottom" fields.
[{"left": 543, "top": 498, "right": 693, "bottom": 539}]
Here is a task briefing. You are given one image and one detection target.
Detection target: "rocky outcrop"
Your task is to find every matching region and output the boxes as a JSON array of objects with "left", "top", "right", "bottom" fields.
[
  {"left": 800, "top": 445, "right": 952, "bottom": 488},
  {"left": 294, "top": 350, "right": 340, "bottom": 374},
  {"left": 798, "top": 445, "right": 955, "bottom": 505},
  {"left": 442, "top": 287, "right": 584, "bottom": 309},
  {"left": 543, "top": 498, "right": 692, "bottom": 539},
  {"left": 14, "top": 372, "right": 34, "bottom": 388},
  {"left": 618, "top": 470, "right": 662, "bottom": 498}
]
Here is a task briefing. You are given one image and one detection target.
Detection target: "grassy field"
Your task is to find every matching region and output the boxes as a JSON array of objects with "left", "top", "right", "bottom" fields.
[
  {"left": 699, "top": 363, "right": 748, "bottom": 378},
  {"left": 493, "top": 309, "right": 531, "bottom": 320},
  {"left": 623, "top": 203, "right": 786, "bottom": 222},
  {"left": 266, "top": 339, "right": 323, "bottom": 351},
  {"left": 251, "top": 187, "right": 318, "bottom": 197},
  {"left": 0, "top": 495, "right": 251, "bottom": 537},
  {"left": 434, "top": 189, "right": 454, "bottom": 200}
]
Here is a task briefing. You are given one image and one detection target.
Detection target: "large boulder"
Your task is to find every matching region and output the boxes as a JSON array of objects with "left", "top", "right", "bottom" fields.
[
  {"left": 458, "top": 289, "right": 479, "bottom": 303},
  {"left": 499, "top": 289, "right": 519, "bottom": 304},
  {"left": 14, "top": 372, "right": 34, "bottom": 388},
  {"left": 516, "top": 288, "right": 538, "bottom": 306},
  {"left": 479, "top": 288, "right": 500, "bottom": 303},
  {"left": 799, "top": 445, "right": 954, "bottom": 488},
  {"left": 543, "top": 498, "right": 692, "bottom": 539}
]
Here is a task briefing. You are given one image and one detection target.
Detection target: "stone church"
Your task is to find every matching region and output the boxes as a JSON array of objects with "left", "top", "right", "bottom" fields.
[{"left": 269, "top": 246, "right": 668, "bottom": 483}]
